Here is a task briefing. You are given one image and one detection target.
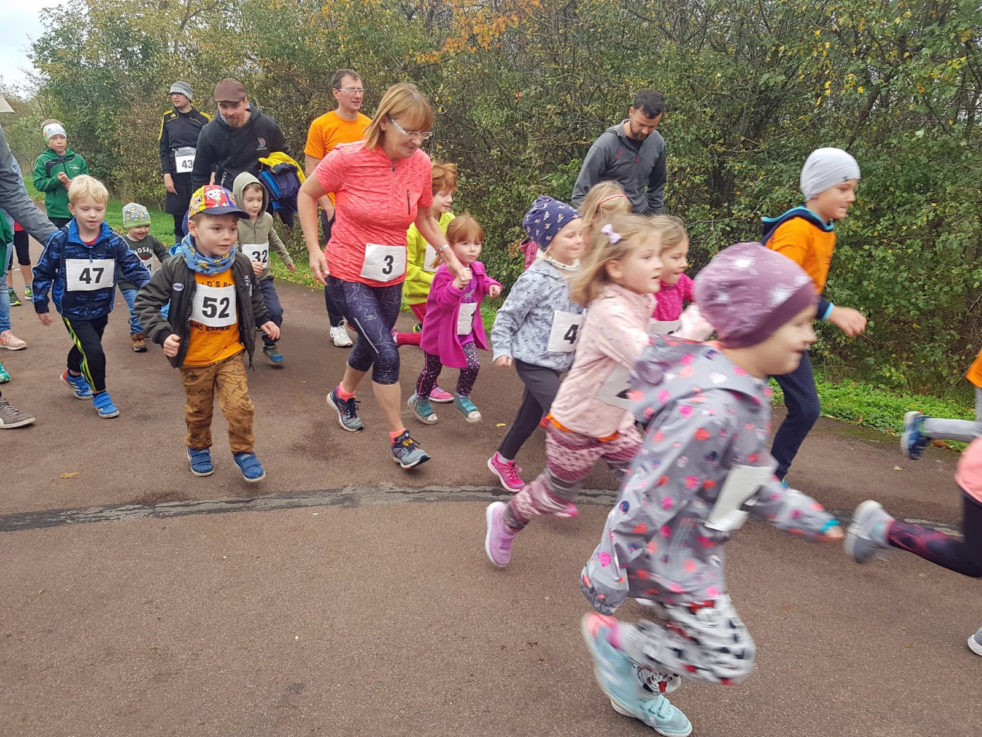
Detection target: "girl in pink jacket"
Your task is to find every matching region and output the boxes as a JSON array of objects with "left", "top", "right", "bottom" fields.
[
  {"left": 408, "top": 215, "right": 502, "bottom": 424},
  {"left": 484, "top": 213, "right": 665, "bottom": 567}
]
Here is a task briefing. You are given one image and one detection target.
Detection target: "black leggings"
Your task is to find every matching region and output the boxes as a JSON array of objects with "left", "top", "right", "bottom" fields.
[
  {"left": 63, "top": 314, "right": 109, "bottom": 392},
  {"left": 497, "top": 360, "right": 562, "bottom": 461},
  {"left": 887, "top": 491, "right": 982, "bottom": 577}
]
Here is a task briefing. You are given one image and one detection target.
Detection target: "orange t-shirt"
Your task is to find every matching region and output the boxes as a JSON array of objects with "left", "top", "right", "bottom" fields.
[
  {"left": 767, "top": 216, "right": 837, "bottom": 293},
  {"left": 304, "top": 111, "right": 371, "bottom": 207},
  {"left": 183, "top": 270, "right": 243, "bottom": 367},
  {"left": 966, "top": 348, "right": 982, "bottom": 389}
]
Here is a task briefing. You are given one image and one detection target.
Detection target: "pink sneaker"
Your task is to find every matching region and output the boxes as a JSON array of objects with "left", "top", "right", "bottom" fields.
[
  {"left": 0, "top": 330, "right": 27, "bottom": 351},
  {"left": 430, "top": 385, "right": 453, "bottom": 403},
  {"left": 487, "top": 452, "right": 524, "bottom": 493},
  {"left": 555, "top": 503, "right": 579, "bottom": 518},
  {"left": 484, "top": 502, "right": 516, "bottom": 567}
]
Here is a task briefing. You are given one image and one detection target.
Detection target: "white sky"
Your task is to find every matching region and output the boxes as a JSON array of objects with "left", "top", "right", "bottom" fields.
[{"left": 0, "top": 0, "right": 67, "bottom": 95}]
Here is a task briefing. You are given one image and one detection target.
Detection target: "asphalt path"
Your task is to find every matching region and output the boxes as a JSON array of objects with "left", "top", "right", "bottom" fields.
[{"left": 0, "top": 262, "right": 977, "bottom": 737}]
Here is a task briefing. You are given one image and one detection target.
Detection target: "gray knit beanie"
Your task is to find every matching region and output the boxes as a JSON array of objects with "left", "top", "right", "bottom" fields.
[
  {"left": 799, "top": 148, "right": 860, "bottom": 201},
  {"left": 169, "top": 81, "right": 193, "bottom": 101}
]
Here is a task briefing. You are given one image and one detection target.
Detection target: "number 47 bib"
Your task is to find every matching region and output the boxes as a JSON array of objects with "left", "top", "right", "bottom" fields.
[{"left": 66, "top": 259, "right": 114, "bottom": 291}]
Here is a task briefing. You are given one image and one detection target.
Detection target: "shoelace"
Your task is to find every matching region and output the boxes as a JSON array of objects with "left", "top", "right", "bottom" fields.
[{"left": 341, "top": 397, "right": 360, "bottom": 418}]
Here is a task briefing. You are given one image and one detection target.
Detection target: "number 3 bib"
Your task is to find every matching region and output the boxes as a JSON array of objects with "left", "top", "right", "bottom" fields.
[
  {"left": 66, "top": 259, "right": 114, "bottom": 291},
  {"left": 547, "top": 311, "right": 582, "bottom": 353},
  {"left": 360, "top": 244, "right": 407, "bottom": 283},
  {"left": 191, "top": 283, "right": 237, "bottom": 328}
]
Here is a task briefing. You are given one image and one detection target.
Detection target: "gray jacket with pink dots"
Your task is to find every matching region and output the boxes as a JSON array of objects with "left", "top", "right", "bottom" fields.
[{"left": 581, "top": 336, "right": 836, "bottom": 613}]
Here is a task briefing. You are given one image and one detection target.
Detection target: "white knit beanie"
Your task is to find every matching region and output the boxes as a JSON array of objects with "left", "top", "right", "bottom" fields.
[{"left": 800, "top": 148, "right": 861, "bottom": 201}]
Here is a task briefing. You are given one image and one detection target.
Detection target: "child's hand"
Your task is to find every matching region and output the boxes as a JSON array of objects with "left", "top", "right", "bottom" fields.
[
  {"left": 37, "top": 313, "right": 52, "bottom": 326},
  {"left": 260, "top": 321, "right": 280, "bottom": 341},
  {"left": 459, "top": 267, "right": 473, "bottom": 287},
  {"left": 57, "top": 172, "right": 70, "bottom": 188},
  {"left": 251, "top": 260, "right": 263, "bottom": 276},
  {"left": 287, "top": 263, "right": 297, "bottom": 273},
  {"left": 494, "top": 355, "right": 512, "bottom": 368},
  {"left": 163, "top": 334, "right": 181, "bottom": 357},
  {"left": 828, "top": 306, "right": 867, "bottom": 337},
  {"left": 488, "top": 284, "right": 501, "bottom": 299}
]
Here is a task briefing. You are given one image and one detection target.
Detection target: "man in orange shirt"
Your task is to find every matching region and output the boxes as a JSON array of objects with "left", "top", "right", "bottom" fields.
[{"left": 304, "top": 69, "right": 371, "bottom": 347}]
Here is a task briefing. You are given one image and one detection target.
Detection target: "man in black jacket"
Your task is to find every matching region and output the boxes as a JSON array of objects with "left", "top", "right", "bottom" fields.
[
  {"left": 190, "top": 78, "right": 291, "bottom": 192},
  {"left": 159, "top": 81, "right": 211, "bottom": 242}
]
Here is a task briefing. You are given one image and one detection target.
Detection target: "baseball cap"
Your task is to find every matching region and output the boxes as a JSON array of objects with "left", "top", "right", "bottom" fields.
[
  {"left": 187, "top": 185, "right": 248, "bottom": 219},
  {"left": 213, "top": 78, "right": 247, "bottom": 103}
]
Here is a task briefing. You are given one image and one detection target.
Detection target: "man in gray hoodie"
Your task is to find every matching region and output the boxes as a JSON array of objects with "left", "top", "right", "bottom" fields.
[{"left": 571, "top": 89, "right": 667, "bottom": 215}]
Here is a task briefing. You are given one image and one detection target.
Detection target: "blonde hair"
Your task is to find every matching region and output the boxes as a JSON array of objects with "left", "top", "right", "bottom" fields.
[
  {"left": 431, "top": 161, "right": 458, "bottom": 195},
  {"left": 363, "top": 83, "right": 434, "bottom": 150},
  {"left": 571, "top": 214, "right": 661, "bottom": 306},
  {"left": 648, "top": 214, "right": 688, "bottom": 253},
  {"left": 68, "top": 175, "right": 109, "bottom": 205},
  {"left": 579, "top": 181, "right": 631, "bottom": 240}
]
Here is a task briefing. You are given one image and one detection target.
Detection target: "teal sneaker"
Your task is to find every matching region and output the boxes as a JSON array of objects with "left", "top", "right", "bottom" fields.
[
  {"left": 453, "top": 394, "right": 482, "bottom": 423},
  {"left": 0, "top": 359, "right": 9, "bottom": 384},
  {"left": 407, "top": 393, "right": 438, "bottom": 424},
  {"left": 61, "top": 370, "right": 93, "bottom": 399},
  {"left": 92, "top": 391, "right": 119, "bottom": 418},
  {"left": 391, "top": 430, "right": 430, "bottom": 469}
]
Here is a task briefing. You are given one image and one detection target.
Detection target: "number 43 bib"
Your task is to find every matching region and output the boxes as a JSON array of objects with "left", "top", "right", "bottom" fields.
[{"left": 360, "top": 244, "right": 407, "bottom": 283}]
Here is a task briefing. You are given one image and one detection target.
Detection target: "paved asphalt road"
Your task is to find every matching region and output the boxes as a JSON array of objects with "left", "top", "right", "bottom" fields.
[{"left": 0, "top": 271, "right": 977, "bottom": 737}]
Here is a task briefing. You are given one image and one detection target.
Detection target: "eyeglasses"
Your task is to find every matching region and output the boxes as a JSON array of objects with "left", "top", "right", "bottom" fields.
[
  {"left": 336, "top": 87, "right": 365, "bottom": 95},
  {"left": 388, "top": 117, "right": 432, "bottom": 141}
]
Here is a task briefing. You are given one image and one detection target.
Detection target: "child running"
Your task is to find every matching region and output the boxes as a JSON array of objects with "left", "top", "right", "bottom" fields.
[
  {"left": 487, "top": 196, "right": 585, "bottom": 492},
  {"left": 578, "top": 242, "right": 843, "bottom": 736},
  {"left": 648, "top": 215, "right": 693, "bottom": 334},
  {"left": 846, "top": 436, "right": 982, "bottom": 656},
  {"left": 484, "top": 213, "right": 664, "bottom": 566},
  {"left": 118, "top": 202, "right": 169, "bottom": 352},
  {"left": 32, "top": 175, "right": 149, "bottom": 418},
  {"left": 407, "top": 214, "right": 501, "bottom": 425},
  {"left": 901, "top": 348, "right": 982, "bottom": 459},
  {"left": 232, "top": 173, "right": 295, "bottom": 366},
  {"left": 136, "top": 185, "right": 278, "bottom": 481}
]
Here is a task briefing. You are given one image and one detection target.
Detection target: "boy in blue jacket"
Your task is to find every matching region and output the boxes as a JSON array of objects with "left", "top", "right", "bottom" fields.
[{"left": 32, "top": 175, "right": 149, "bottom": 418}]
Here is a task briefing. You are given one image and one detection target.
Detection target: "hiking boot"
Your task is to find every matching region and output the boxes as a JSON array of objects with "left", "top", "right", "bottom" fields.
[
  {"left": 430, "top": 385, "right": 453, "bottom": 403},
  {"left": 484, "top": 501, "right": 516, "bottom": 567},
  {"left": 92, "top": 391, "right": 120, "bottom": 418},
  {"left": 61, "top": 370, "right": 93, "bottom": 399},
  {"left": 0, "top": 330, "right": 27, "bottom": 350},
  {"left": 0, "top": 359, "right": 9, "bottom": 384},
  {"left": 0, "top": 395, "right": 36, "bottom": 428},
  {"left": 407, "top": 393, "right": 438, "bottom": 424},
  {"left": 845, "top": 500, "right": 893, "bottom": 564},
  {"left": 328, "top": 387, "right": 363, "bottom": 431},
  {"left": 7, "top": 287, "right": 20, "bottom": 306},
  {"left": 233, "top": 452, "right": 266, "bottom": 482},
  {"left": 968, "top": 627, "right": 982, "bottom": 657},
  {"left": 901, "top": 411, "right": 930, "bottom": 460},
  {"left": 131, "top": 332, "right": 148, "bottom": 352},
  {"left": 487, "top": 452, "right": 524, "bottom": 493},
  {"left": 263, "top": 343, "right": 286, "bottom": 366},
  {"left": 391, "top": 430, "right": 430, "bottom": 469},
  {"left": 330, "top": 323, "right": 353, "bottom": 347},
  {"left": 453, "top": 394, "right": 482, "bottom": 422},
  {"left": 187, "top": 447, "right": 215, "bottom": 477}
]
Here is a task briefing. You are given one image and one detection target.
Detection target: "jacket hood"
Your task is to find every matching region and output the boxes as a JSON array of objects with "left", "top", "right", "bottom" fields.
[
  {"left": 67, "top": 220, "right": 115, "bottom": 247},
  {"left": 232, "top": 171, "right": 268, "bottom": 214},
  {"left": 629, "top": 336, "right": 770, "bottom": 425}
]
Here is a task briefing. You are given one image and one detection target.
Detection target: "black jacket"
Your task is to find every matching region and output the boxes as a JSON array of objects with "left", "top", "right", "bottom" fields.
[
  {"left": 158, "top": 106, "right": 211, "bottom": 176},
  {"left": 190, "top": 105, "right": 290, "bottom": 190},
  {"left": 134, "top": 249, "right": 270, "bottom": 368}
]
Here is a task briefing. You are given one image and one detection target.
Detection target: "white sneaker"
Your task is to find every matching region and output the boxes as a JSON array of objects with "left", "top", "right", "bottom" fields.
[
  {"left": 330, "top": 324, "right": 353, "bottom": 347},
  {"left": 0, "top": 330, "right": 27, "bottom": 350}
]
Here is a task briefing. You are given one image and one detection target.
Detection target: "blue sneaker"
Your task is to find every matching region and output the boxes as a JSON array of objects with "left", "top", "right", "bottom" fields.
[
  {"left": 407, "top": 393, "right": 438, "bottom": 424},
  {"left": 391, "top": 430, "right": 430, "bottom": 469},
  {"left": 901, "top": 411, "right": 929, "bottom": 460},
  {"left": 91, "top": 391, "right": 119, "bottom": 418},
  {"left": 61, "top": 370, "right": 93, "bottom": 399},
  {"left": 328, "top": 387, "right": 363, "bottom": 432},
  {"left": 453, "top": 394, "right": 482, "bottom": 423},
  {"left": 263, "top": 343, "right": 285, "bottom": 366},
  {"left": 233, "top": 452, "right": 266, "bottom": 482},
  {"left": 187, "top": 447, "right": 215, "bottom": 477}
]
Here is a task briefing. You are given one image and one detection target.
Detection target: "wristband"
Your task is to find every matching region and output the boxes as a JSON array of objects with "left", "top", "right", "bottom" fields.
[
  {"left": 437, "top": 243, "right": 450, "bottom": 253},
  {"left": 821, "top": 303, "right": 835, "bottom": 321}
]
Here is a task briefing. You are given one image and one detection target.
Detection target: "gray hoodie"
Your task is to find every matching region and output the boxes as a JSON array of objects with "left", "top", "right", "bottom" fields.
[
  {"left": 232, "top": 172, "right": 293, "bottom": 281},
  {"left": 571, "top": 121, "right": 666, "bottom": 214},
  {"left": 581, "top": 337, "right": 836, "bottom": 612}
]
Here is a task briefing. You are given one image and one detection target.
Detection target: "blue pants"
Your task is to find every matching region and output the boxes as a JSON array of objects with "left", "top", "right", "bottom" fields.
[
  {"left": 319, "top": 211, "right": 344, "bottom": 328},
  {"left": 0, "top": 243, "right": 9, "bottom": 333},
  {"left": 771, "top": 351, "right": 821, "bottom": 480},
  {"left": 325, "top": 277, "right": 402, "bottom": 385},
  {"left": 120, "top": 288, "right": 144, "bottom": 335},
  {"left": 258, "top": 277, "right": 282, "bottom": 347}
]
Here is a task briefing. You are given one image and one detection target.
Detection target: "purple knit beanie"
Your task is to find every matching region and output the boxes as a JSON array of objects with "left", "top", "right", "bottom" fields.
[
  {"left": 522, "top": 195, "right": 580, "bottom": 249},
  {"left": 694, "top": 242, "right": 818, "bottom": 348}
]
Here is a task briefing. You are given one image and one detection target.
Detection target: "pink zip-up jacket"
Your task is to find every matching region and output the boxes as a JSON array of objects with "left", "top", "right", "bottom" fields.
[
  {"left": 419, "top": 261, "right": 501, "bottom": 368},
  {"left": 549, "top": 282, "right": 654, "bottom": 438}
]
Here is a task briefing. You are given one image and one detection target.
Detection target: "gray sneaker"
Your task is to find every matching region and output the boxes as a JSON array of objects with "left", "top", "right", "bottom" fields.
[
  {"left": 845, "top": 500, "right": 894, "bottom": 564},
  {"left": 328, "top": 387, "right": 363, "bottom": 431},
  {"left": 391, "top": 430, "right": 430, "bottom": 469},
  {"left": 968, "top": 627, "right": 982, "bottom": 657},
  {"left": 0, "top": 395, "right": 36, "bottom": 428}
]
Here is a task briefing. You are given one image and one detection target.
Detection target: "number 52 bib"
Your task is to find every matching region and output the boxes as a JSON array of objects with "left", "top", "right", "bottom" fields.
[
  {"left": 360, "top": 244, "right": 407, "bottom": 283},
  {"left": 191, "top": 283, "right": 237, "bottom": 328}
]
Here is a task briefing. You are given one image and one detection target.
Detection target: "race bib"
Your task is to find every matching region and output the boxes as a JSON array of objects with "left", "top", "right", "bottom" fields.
[
  {"left": 360, "top": 243, "right": 406, "bottom": 283},
  {"left": 141, "top": 257, "right": 155, "bottom": 275},
  {"left": 174, "top": 146, "right": 196, "bottom": 172},
  {"left": 191, "top": 283, "right": 237, "bottom": 328},
  {"left": 457, "top": 301, "right": 478, "bottom": 335},
  {"left": 649, "top": 319, "right": 681, "bottom": 336},
  {"left": 547, "top": 311, "right": 582, "bottom": 353},
  {"left": 704, "top": 460, "right": 777, "bottom": 533},
  {"left": 66, "top": 259, "right": 114, "bottom": 291},
  {"left": 597, "top": 365, "right": 633, "bottom": 410},
  {"left": 423, "top": 243, "right": 438, "bottom": 273},
  {"left": 242, "top": 241, "right": 269, "bottom": 266}
]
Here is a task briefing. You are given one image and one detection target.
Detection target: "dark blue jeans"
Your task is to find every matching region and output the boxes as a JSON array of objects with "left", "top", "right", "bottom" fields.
[
  {"left": 325, "top": 277, "right": 402, "bottom": 385},
  {"left": 771, "top": 351, "right": 821, "bottom": 480},
  {"left": 258, "top": 277, "right": 282, "bottom": 346}
]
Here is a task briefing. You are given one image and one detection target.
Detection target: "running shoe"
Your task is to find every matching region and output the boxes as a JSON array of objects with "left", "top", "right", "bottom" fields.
[
  {"left": 0, "top": 330, "right": 27, "bottom": 350},
  {"left": 901, "top": 411, "right": 930, "bottom": 460},
  {"left": 430, "top": 385, "right": 454, "bottom": 403},
  {"left": 407, "top": 393, "right": 438, "bottom": 424},
  {"left": 0, "top": 395, "right": 35, "bottom": 428},
  {"left": 328, "top": 387, "right": 363, "bottom": 431},
  {"left": 233, "top": 452, "right": 266, "bottom": 482},
  {"left": 845, "top": 500, "right": 894, "bottom": 564},
  {"left": 187, "top": 447, "right": 215, "bottom": 477},
  {"left": 263, "top": 343, "right": 286, "bottom": 366},
  {"left": 23, "top": 285, "right": 32, "bottom": 300},
  {"left": 0, "top": 359, "right": 8, "bottom": 384},
  {"left": 968, "top": 627, "right": 982, "bottom": 657},
  {"left": 92, "top": 391, "right": 120, "bottom": 419},
  {"left": 7, "top": 288, "right": 20, "bottom": 306},
  {"left": 487, "top": 452, "right": 524, "bottom": 493},
  {"left": 453, "top": 394, "right": 482, "bottom": 422},
  {"left": 61, "top": 370, "right": 93, "bottom": 399},
  {"left": 330, "top": 324, "right": 353, "bottom": 347},
  {"left": 391, "top": 430, "right": 430, "bottom": 469},
  {"left": 484, "top": 501, "right": 516, "bottom": 567}
]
